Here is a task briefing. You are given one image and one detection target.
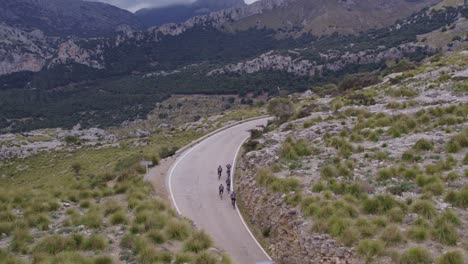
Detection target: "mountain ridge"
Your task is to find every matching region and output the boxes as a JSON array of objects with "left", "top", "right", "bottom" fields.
[{"left": 0, "top": 0, "right": 142, "bottom": 37}]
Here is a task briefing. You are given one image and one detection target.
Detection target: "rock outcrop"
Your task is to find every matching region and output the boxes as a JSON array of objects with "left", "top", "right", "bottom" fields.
[
  {"left": 238, "top": 152, "right": 361, "bottom": 264},
  {"left": 208, "top": 43, "right": 433, "bottom": 77}
]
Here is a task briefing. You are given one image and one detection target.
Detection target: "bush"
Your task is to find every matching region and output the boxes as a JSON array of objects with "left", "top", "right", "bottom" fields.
[
  {"left": 146, "top": 229, "right": 166, "bottom": 244},
  {"left": 256, "top": 168, "right": 300, "bottom": 193},
  {"left": 339, "top": 72, "right": 380, "bottom": 91},
  {"left": 83, "top": 234, "right": 107, "bottom": 250},
  {"left": 320, "top": 165, "right": 337, "bottom": 178},
  {"left": 356, "top": 239, "right": 384, "bottom": 263},
  {"left": 436, "top": 251, "right": 463, "bottom": 264},
  {"left": 413, "top": 139, "right": 433, "bottom": 151},
  {"left": 399, "top": 247, "right": 432, "bottom": 264},
  {"left": 80, "top": 208, "right": 103, "bottom": 229},
  {"left": 361, "top": 195, "right": 398, "bottom": 214},
  {"left": 432, "top": 222, "right": 458, "bottom": 245},
  {"left": 445, "top": 130, "right": 468, "bottom": 153},
  {"left": 194, "top": 252, "right": 217, "bottom": 264},
  {"left": 411, "top": 200, "right": 435, "bottom": 218},
  {"left": 435, "top": 209, "right": 460, "bottom": 226},
  {"left": 165, "top": 220, "right": 191, "bottom": 240},
  {"left": 444, "top": 186, "right": 468, "bottom": 208},
  {"left": 388, "top": 87, "right": 419, "bottom": 97},
  {"left": 267, "top": 98, "right": 295, "bottom": 124},
  {"left": 380, "top": 225, "right": 403, "bottom": 245},
  {"left": 279, "top": 137, "right": 311, "bottom": 160},
  {"left": 407, "top": 226, "right": 428, "bottom": 242},
  {"left": 159, "top": 146, "right": 179, "bottom": 159},
  {"left": 183, "top": 230, "right": 213, "bottom": 253},
  {"left": 110, "top": 211, "right": 127, "bottom": 225},
  {"left": 0, "top": 249, "right": 24, "bottom": 264},
  {"left": 33, "top": 235, "right": 79, "bottom": 254}
]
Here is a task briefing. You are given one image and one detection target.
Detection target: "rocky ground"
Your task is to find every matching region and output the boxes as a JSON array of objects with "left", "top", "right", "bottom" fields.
[
  {"left": 237, "top": 52, "right": 468, "bottom": 264},
  {"left": 0, "top": 95, "right": 263, "bottom": 160}
]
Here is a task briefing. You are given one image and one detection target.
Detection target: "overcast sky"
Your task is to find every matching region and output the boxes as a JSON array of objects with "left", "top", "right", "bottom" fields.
[{"left": 96, "top": 0, "right": 259, "bottom": 13}]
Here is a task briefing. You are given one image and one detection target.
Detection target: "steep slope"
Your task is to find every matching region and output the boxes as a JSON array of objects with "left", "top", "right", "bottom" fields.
[
  {"left": 0, "top": 0, "right": 142, "bottom": 37},
  {"left": 135, "top": 0, "right": 246, "bottom": 28},
  {"left": 225, "top": 0, "right": 442, "bottom": 35}
]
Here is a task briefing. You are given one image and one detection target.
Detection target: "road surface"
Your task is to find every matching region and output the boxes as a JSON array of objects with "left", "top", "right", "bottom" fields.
[{"left": 169, "top": 118, "right": 271, "bottom": 264}]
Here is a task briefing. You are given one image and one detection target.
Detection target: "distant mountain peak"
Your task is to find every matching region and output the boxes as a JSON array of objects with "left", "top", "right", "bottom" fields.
[
  {"left": 135, "top": 0, "right": 246, "bottom": 28},
  {"left": 0, "top": 0, "right": 142, "bottom": 37}
]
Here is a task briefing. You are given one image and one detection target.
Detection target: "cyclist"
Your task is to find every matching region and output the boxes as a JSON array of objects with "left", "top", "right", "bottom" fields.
[
  {"left": 226, "top": 164, "right": 232, "bottom": 175},
  {"left": 219, "top": 184, "right": 224, "bottom": 200},
  {"left": 230, "top": 191, "right": 236, "bottom": 208},
  {"left": 226, "top": 179, "right": 231, "bottom": 193},
  {"left": 217, "top": 165, "right": 222, "bottom": 180}
]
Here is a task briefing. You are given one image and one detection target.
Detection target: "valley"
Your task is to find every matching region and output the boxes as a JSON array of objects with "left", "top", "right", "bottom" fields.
[{"left": 0, "top": 0, "right": 467, "bottom": 264}]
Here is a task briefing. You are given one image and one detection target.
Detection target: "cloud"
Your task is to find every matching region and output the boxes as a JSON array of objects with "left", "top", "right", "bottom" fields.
[
  {"left": 94, "top": 0, "right": 259, "bottom": 12},
  {"left": 96, "top": 0, "right": 195, "bottom": 13}
]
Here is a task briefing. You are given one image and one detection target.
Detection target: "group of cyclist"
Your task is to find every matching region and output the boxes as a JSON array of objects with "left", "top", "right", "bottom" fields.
[{"left": 218, "top": 164, "right": 236, "bottom": 208}]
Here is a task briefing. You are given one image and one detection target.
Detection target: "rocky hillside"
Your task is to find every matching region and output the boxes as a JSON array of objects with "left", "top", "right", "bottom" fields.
[
  {"left": 135, "top": 0, "right": 246, "bottom": 28},
  {"left": 225, "top": 0, "right": 441, "bottom": 36},
  {"left": 0, "top": 0, "right": 142, "bottom": 37},
  {"left": 237, "top": 52, "right": 468, "bottom": 263},
  {"left": 0, "top": 24, "right": 105, "bottom": 76}
]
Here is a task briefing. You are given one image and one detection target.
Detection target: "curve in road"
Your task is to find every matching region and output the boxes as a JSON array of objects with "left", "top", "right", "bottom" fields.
[{"left": 168, "top": 118, "right": 271, "bottom": 264}]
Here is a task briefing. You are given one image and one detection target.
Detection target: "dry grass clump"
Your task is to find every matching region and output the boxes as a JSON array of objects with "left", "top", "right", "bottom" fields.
[
  {"left": 279, "top": 137, "right": 311, "bottom": 160},
  {"left": 256, "top": 168, "right": 300, "bottom": 193},
  {"left": 399, "top": 247, "right": 432, "bottom": 264}
]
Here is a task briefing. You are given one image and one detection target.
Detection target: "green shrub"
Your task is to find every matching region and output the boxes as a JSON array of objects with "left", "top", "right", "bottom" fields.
[
  {"left": 413, "top": 139, "right": 434, "bottom": 151},
  {"left": 165, "top": 220, "right": 191, "bottom": 240},
  {"left": 362, "top": 195, "right": 398, "bottom": 214},
  {"left": 9, "top": 228, "right": 33, "bottom": 254},
  {"left": 0, "top": 222, "right": 13, "bottom": 235},
  {"left": 267, "top": 98, "right": 295, "bottom": 124},
  {"left": 33, "top": 235, "right": 79, "bottom": 254},
  {"left": 320, "top": 165, "right": 337, "bottom": 178},
  {"left": 103, "top": 200, "right": 121, "bottom": 216},
  {"left": 327, "top": 216, "right": 351, "bottom": 237},
  {"left": 388, "top": 87, "right": 419, "bottom": 97},
  {"left": 80, "top": 208, "right": 103, "bottom": 229},
  {"left": 354, "top": 218, "right": 378, "bottom": 238},
  {"left": 110, "top": 211, "right": 127, "bottom": 225},
  {"left": 387, "top": 207, "right": 404, "bottom": 223},
  {"left": 183, "top": 230, "right": 213, "bottom": 253},
  {"left": 256, "top": 168, "right": 300, "bottom": 193},
  {"left": 436, "top": 250, "right": 464, "bottom": 264},
  {"left": 174, "top": 253, "right": 192, "bottom": 264},
  {"left": 339, "top": 228, "right": 359, "bottom": 247},
  {"left": 445, "top": 130, "right": 468, "bottom": 153},
  {"left": 444, "top": 186, "right": 468, "bottom": 208},
  {"left": 407, "top": 226, "right": 428, "bottom": 242},
  {"left": 399, "top": 247, "right": 432, "bottom": 264},
  {"left": 432, "top": 222, "right": 458, "bottom": 245},
  {"left": 83, "top": 234, "right": 107, "bottom": 250},
  {"left": 279, "top": 137, "right": 311, "bottom": 160},
  {"left": 356, "top": 239, "right": 384, "bottom": 263},
  {"left": 0, "top": 249, "right": 24, "bottom": 264},
  {"left": 435, "top": 209, "right": 461, "bottom": 226},
  {"left": 94, "top": 255, "right": 114, "bottom": 264},
  {"left": 411, "top": 200, "right": 435, "bottom": 218},
  {"left": 380, "top": 224, "right": 403, "bottom": 245},
  {"left": 194, "top": 252, "right": 217, "bottom": 264}
]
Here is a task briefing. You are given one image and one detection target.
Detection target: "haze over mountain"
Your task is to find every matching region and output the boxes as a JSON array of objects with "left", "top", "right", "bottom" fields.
[
  {"left": 135, "top": 0, "right": 246, "bottom": 28},
  {"left": 0, "top": 0, "right": 142, "bottom": 37}
]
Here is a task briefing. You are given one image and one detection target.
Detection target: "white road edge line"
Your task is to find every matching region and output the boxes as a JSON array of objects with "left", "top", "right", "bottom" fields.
[
  {"left": 232, "top": 135, "right": 273, "bottom": 261},
  {"left": 168, "top": 131, "right": 221, "bottom": 215},
  {"left": 168, "top": 120, "right": 272, "bottom": 261}
]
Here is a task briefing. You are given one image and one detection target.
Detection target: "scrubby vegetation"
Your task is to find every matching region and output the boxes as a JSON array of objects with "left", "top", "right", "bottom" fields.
[
  {"left": 242, "top": 51, "right": 468, "bottom": 263},
  {"left": 0, "top": 126, "right": 229, "bottom": 263}
]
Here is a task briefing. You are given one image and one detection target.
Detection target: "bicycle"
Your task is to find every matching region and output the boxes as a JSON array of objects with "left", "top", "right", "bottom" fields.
[{"left": 219, "top": 184, "right": 224, "bottom": 200}]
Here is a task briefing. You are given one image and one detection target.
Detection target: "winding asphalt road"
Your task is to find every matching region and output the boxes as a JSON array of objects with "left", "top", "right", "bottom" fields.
[{"left": 168, "top": 118, "right": 271, "bottom": 264}]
